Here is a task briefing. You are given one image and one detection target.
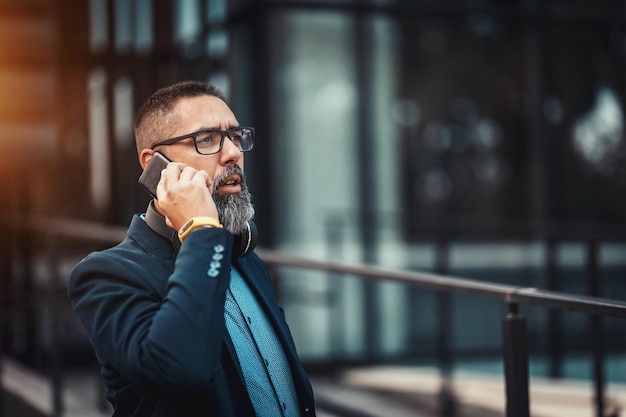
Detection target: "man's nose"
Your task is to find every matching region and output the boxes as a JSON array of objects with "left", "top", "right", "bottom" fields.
[{"left": 220, "top": 134, "right": 242, "bottom": 164}]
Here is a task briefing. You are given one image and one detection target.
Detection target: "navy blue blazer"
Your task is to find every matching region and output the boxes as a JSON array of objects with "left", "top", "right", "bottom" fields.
[{"left": 68, "top": 215, "right": 316, "bottom": 417}]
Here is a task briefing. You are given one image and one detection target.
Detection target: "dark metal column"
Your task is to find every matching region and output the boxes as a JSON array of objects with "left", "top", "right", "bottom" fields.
[
  {"left": 355, "top": 2, "right": 379, "bottom": 362},
  {"left": 105, "top": 0, "right": 120, "bottom": 225},
  {"left": 545, "top": 238, "right": 563, "bottom": 379},
  {"left": 435, "top": 238, "right": 455, "bottom": 417},
  {"left": 46, "top": 236, "right": 63, "bottom": 417},
  {"left": 586, "top": 240, "right": 605, "bottom": 417},
  {"left": 243, "top": 1, "right": 277, "bottom": 250},
  {"left": 0, "top": 178, "right": 10, "bottom": 417},
  {"left": 16, "top": 170, "right": 36, "bottom": 365},
  {"left": 502, "top": 303, "right": 530, "bottom": 417},
  {"left": 0, "top": 168, "right": 15, "bottom": 417}
]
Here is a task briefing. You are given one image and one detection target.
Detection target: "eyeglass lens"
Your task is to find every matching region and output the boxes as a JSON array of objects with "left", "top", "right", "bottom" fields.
[{"left": 195, "top": 128, "right": 254, "bottom": 154}]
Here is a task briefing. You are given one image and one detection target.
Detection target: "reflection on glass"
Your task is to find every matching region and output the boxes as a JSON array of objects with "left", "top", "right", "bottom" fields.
[{"left": 573, "top": 86, "right": 623, "bottom": 173}]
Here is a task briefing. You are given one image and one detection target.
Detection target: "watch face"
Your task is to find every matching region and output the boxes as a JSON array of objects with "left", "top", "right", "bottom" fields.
[{"left": 180, "top": 219, "right": 195, "bottom": 235}]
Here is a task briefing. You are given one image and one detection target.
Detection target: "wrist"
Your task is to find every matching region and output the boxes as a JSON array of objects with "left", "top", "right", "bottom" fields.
[{"left": 178, "top": 216, "right": 223, "bottom": 242}]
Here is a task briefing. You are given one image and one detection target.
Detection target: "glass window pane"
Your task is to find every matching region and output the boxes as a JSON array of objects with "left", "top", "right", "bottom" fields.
[
  {"left": 135, "top": 0, "right": 154, "bottom": 52},
  {"left": 175, "top": 0, "right": 200, "bottom": 44},
  {"left": 207, "top": 0, "right": 226, "bottom": 23},
  {"left": 114, "top": 0, "right": 132, "bottom": 52},
  {"left": 89, "top": 0, "right": 108, "bottom": 51}
]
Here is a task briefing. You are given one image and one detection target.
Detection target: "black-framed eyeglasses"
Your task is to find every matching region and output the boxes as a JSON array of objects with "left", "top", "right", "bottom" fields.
[{"left": 150, "top": 127, "right": 255, "bottom": 155}]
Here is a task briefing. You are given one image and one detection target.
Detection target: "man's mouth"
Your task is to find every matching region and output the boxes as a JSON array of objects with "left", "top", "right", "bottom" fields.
[{"left": 217, "top": 174, "right": 242, "bottom": 194}]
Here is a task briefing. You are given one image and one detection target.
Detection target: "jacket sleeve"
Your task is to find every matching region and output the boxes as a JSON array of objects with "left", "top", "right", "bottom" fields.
[{"left": 68, "top": 227, "right": 234, "bottom": 388}]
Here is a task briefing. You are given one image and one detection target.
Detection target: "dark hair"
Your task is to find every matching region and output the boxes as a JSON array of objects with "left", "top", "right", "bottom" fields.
[{"left": 134, "top": 81, "right": 228, "bottom": 154}]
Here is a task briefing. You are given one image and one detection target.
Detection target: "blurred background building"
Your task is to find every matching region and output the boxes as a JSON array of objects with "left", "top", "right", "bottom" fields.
[{"left": 2, "top": 0, "right": 626, "bottom": 416}]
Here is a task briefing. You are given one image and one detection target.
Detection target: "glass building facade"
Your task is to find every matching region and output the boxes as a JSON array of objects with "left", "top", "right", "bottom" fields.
[{"left": 3, "top": 0, "right": 626, "bottom": 387}]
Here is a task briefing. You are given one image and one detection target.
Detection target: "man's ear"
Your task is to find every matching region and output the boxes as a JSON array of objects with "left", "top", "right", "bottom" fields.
[{"left": 139, "top": 149, "right": 155, "bottom": 170}]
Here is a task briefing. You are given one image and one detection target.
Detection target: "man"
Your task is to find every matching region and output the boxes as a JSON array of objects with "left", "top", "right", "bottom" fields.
[{"left": 68, "top": 80, "right": 316, "bottom": 416}]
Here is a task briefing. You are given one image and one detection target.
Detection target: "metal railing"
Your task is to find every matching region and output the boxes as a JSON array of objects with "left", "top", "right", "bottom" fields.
[
  {"left": 2, "top": 213, "right": 626, "bottom": 417},
  {"left": 256, "top": 246, "right": 626, "bottom": 417}
]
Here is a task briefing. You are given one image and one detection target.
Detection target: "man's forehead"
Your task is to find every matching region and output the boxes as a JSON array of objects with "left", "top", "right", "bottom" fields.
[
  {"left": 171, "top": 95, "right": 237, "bottom": 131},
  {"left": 175, "top": 95, "right": 232, "bottom": 115},
  {"left": 174, "top": 94, "right": 227, "bottom": 110}
]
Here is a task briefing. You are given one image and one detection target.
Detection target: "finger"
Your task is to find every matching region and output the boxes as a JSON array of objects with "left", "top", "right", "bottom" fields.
[
  {"left": 157, "top": 163, "right": 183, "bottom": 197},
  {"left": 179, "top": 166, "right": 198, "bottom": 182},
  {"left": 160, "top": 163, "right": 180, "bottom": 185},
  {"left": 167, "top": 162, "right": 186, "bottom": 172},
  {"left": 194, "top": 170, "right": 213, "bottom": 193}
]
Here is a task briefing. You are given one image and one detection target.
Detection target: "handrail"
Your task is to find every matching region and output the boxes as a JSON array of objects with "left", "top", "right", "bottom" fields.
[
  {"left": 5, "top": 211, "right": 626, "bottom": 317},
  {"left": 255, "top": 247, "right": 626, "bottom": 318}
]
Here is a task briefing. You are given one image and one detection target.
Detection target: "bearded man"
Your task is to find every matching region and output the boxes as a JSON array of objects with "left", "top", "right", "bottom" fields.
[{"left": 68, "top": 81, "right": 316, "bottom": 417}]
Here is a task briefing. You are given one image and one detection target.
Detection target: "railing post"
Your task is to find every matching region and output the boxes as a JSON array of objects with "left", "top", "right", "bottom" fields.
[
  {"left": 46, "top": 236, "right": 64, "bottom": 417},
  {"left": 0, "top": 210, "right": 7, "bottom": 417},
  {"left": 586, "top": 240, "right": 605, "bottom": 417},
  {"left": 436, "top": 238, "right": 456, "bottom": 417},
  {"left": 546, "top": 238, "right": 563, "bottom": 379},
  {"left": 502, "top": 303, "right": 529, "bottom": 417}
]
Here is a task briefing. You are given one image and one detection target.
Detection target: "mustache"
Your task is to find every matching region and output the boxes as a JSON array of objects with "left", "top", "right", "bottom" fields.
[{"left": 213, "top": 165, "right": 248, "bottom": 191}]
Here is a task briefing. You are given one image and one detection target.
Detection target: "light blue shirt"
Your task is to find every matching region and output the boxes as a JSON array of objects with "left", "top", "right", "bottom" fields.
[{"left": 224, "top": 268, "right": 300, "bottom": 417}]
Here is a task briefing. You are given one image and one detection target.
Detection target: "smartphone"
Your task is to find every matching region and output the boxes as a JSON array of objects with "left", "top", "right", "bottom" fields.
[{"left": 138, "top": 152, "right": 171, "bottom": 199}]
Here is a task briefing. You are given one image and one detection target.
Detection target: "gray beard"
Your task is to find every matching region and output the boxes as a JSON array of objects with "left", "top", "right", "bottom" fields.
[{"left": 213, "top": 166, "right": 255, "bottom": 235}]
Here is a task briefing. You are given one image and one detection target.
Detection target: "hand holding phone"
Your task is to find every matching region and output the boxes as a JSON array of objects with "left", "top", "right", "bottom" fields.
[
  {"left": 139, "top": 152, "right": 219, "bottom": 230},
  {"left": 138, "top": 152, "right": 171, "bottom": 199}
]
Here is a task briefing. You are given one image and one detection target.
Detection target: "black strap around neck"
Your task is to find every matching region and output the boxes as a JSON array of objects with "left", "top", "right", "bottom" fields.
[
  {"left": 144, "top": 200, "right": 181, "bottom": 253},
  {"left": 143, "top": 200, "right": 257, "bottom": 258}
]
